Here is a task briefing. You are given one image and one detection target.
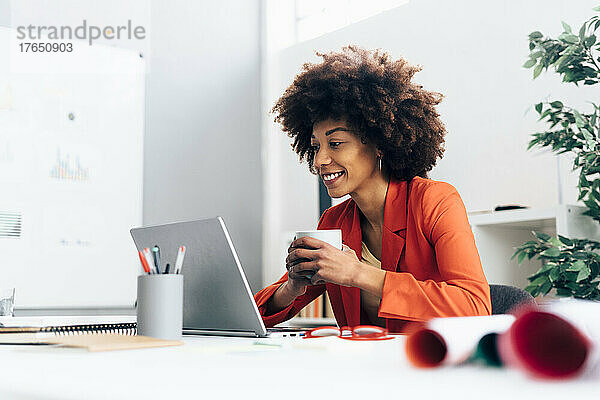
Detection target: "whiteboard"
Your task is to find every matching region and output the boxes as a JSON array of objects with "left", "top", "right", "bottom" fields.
[{"left": 0, "top": 27, "right": 144, "bottom": 308}]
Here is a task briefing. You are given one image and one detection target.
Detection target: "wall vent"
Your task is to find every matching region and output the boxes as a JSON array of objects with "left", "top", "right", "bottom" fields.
[{"left": 0, "top": 212, "right": 22, "bottom": 238}]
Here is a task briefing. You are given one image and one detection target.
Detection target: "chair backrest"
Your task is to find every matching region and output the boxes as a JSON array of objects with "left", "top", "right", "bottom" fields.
[{"left": 489, "top": 284, "right": 536, "bottom": 315}]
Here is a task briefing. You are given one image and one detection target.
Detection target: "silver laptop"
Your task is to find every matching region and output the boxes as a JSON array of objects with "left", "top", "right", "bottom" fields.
[{"left": 130, "top": 217, "right": 305, "bottom": 338}]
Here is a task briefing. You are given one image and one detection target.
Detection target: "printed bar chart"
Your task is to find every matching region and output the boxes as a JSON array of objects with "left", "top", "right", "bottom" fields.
[{"left": 48, "top": 148, "right": 90, "bottom": 182}]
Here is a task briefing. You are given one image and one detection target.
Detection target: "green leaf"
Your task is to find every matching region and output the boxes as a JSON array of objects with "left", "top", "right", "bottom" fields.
[
  {"left": 527, "top": 138, "right": 541, "bottom": 150},
  {"left": 536, "top": 263, "right": 555, "bottom": 276},
  {"left": 584, "top": 198, "right": 599, "bottom": 210},
  {"left": 573, "top": 251, "right": 591, "bottom": 260},
  {"left": 524, "top": 284, "right": 539, "bottom": 297},
  {"left": 550, "top": 101, "right": 564, "bottom": 109},
  {"left": 567, "top": 260, "right": 587, "bottom": 271},
  {"left": 530, "top": 51, "right": 543, "bottom": 59},
  {"left": 541, "top": 247, "right": 561, "bottom": 257},
  {"left": 573, "top": 109, "right": 586, "bottom": 128},
  {"left": 582, "top": 208, "right": 597, "bottom": 218},
  {"left": 535, "top": 102, "right": 543, "bottom": 114},
  {"left": 562, "top": 21, "right": 573, "bottom": 34},
  {"left": 517, "top": 251, "right": 527, "bottom": 264},
  {"left": 540, "top": 281, "right": 553, "bottom": 295},
  {"left": 585, "top": 35, "right": 597, "bottom": 47},
  {"left": 510, "top": 249, "right": 520, "bottom": 260},
  {"left": 555, "top": 288, "right": 571, "bottom": 297},
  {"left": 523, "top": 59, "right": 536, "bottom": 68},
  {"left": 558, "top": 235, "right": 573, "bottom": 246},
  {"left": 554, "top": 53, "right": 570, "bottom": 69},
  {"left": 563, "top": 34, "right": 580, "bottom": 44},
  {"left": 529, "top": 31, "right": 543, "bottom": 40},
  {"left": 579, "top": 24, "right": 587, "bottom": 41},
  {"left": 580, "top": 174, "right": 591, "bottom": 188},
  {"left": 549, "top": 267, "right": 561, "bottom": 282},
  {"left": 549, "top": 237, "right": 563, "bottom": 247},
  {"left": 582, "top": 128, "right": 596, "bottom": 150},
  {"left": 530, "top": 274, "right": 549, "bottom": 286},
  {"left": 577, "top": 266, "right": 591, "bottom": 282},
  {"left": 534, "top": 231, "right": 551, "bottom": 241},
  {"left": 533, "top": 63, "right": 543, "bottom": 79},
  {"left": 574, "top": 260, "right": 587, "bottom": 270},
  {"left": 593, "top": 5, "right": 600, "bottom": 11}
]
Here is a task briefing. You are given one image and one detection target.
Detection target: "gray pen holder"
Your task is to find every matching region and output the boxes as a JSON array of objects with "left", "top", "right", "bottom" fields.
[{"left": 137, "top": 274, "right": 183, "bottom": 340}]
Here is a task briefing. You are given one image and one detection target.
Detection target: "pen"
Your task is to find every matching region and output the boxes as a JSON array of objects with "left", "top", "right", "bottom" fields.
[
  {"left": 138, "top": 250, "right": 151, "bottom": 274},
  {"left": 174, "top": 245, "right": 186, "bottom": 274},
  {"left": 143, "top": 248, "right": 156, "bottom": 274},
  {"left": 164, "top": 263, "right": 170, "bottom": 274},
  {"left": 152, "top": 246, "right": 161, "bottom": 274}
]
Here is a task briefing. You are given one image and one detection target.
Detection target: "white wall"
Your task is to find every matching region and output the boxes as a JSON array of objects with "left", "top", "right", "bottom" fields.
[
  {"left": 0, "top": 1, "right": 8, "bottom": 26},
  {"left": 263, "top": 0, "right": 599, "bottom": 286}
]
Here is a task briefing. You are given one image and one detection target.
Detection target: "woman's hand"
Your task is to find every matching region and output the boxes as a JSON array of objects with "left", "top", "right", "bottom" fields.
[
  {"left": 283, "top": 239, "right": 313, "bottom": 297},
  {"left": 286, "top": 236, "right": 362, "bottom": 287}
]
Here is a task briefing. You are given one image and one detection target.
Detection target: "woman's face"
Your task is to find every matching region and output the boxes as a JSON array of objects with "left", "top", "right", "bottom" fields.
[{"left": 311, "top": 119, "right": 380, "bottom": 198}]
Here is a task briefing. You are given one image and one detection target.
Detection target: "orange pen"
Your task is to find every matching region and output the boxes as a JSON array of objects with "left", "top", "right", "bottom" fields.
[{"left": 138, "top": 250, "right": 151, "bottom": 274}]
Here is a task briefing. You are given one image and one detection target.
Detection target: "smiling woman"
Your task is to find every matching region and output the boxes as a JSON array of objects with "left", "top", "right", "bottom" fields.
[{"left": 254, "top": 46, "right": 491, "bottom": 333}]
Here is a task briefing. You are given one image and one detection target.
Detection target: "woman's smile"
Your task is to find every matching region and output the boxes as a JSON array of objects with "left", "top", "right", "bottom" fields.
[{"left": 321, "top": 170, "right": 345, "bottom": 187}]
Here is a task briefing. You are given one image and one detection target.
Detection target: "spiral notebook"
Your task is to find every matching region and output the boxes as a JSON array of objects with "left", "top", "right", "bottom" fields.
[{"left": 0, "top": 316, "right": 137, "bottom": 344}]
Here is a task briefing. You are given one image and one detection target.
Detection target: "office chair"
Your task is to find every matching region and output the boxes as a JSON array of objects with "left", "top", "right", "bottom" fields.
[{"left": 489, "top": 284, "right": 536, "bottom": 315}]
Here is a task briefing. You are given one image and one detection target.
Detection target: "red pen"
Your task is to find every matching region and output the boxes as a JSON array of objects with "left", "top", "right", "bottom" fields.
[
  {"left": 143, "top": 248, "right": 156, "bottom": 274},
  {"left": 138, "top": 250, "right": 151, "bottom": 274}
]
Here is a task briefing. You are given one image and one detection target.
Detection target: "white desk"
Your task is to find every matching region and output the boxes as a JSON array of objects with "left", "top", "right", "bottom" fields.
[{"left": 0, "top": 335, "right": 598, "bottom": 399}]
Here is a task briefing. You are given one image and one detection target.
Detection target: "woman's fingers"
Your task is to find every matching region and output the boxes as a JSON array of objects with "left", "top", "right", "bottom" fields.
[
  {"left": 290, "top": 259, "right": 318, "bottom": 273},
  {"left": 310, "top": 272, "right": 326, "bottom": 285},
  {"left": 288, "top": 270, "right": 312, "bottom": 282},
  {"left": 290, "top": 236, "right": 328, "bottom": 250},
  {"left": 286, "top": 247, "right": 318, "bottom": 266}
]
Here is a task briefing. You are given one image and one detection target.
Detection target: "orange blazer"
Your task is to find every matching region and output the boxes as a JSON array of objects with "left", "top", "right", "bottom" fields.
[{"left": 254, "top": 177, "right": 491, "bottom": 333}]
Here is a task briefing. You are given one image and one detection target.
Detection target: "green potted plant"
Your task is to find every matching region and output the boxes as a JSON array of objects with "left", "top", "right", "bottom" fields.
[{"left": 512, "top": 5, "right": 600, "bottom": 300}]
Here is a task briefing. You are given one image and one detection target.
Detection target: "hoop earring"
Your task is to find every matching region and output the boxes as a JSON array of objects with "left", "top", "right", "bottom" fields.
[{"left": 378, "top": 157, "right": 382, "bottom": 172}]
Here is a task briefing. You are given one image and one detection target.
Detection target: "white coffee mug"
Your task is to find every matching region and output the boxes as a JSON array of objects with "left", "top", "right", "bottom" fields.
[
  {"left": 293, "top": 230, "right": 343, "bottom": 280},
  {"left": 294, "top": 229, "right": 342, "bottom": 250}
]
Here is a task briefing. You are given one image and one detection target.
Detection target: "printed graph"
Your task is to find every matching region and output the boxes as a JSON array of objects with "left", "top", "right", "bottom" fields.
[{"left": 49, "top": 148, "right": 90, "bottom": 182}]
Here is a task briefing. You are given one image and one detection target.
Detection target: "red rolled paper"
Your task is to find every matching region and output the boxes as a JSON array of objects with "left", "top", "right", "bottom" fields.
[
  {"left": 405, "top": 329, "right": 447, "bottom": 367},
  {"left": 499, "top": 306, "right": 594, "bottom": 379}
]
